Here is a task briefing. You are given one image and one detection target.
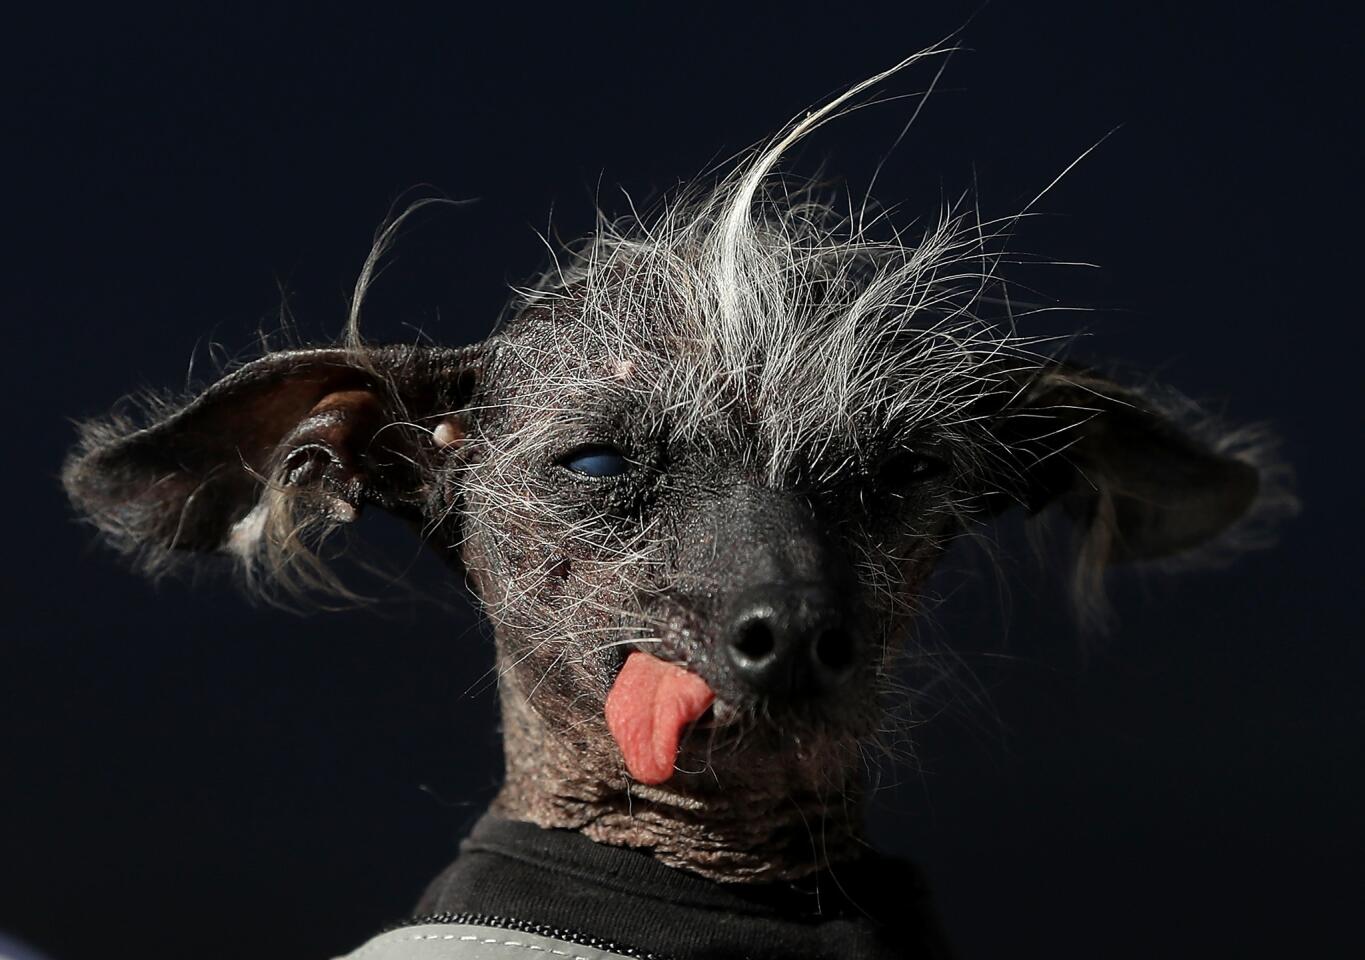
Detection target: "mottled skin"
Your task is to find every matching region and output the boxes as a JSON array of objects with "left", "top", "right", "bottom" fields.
[{"left": 461, "top": 309, "right": 945, "bottom": 881}]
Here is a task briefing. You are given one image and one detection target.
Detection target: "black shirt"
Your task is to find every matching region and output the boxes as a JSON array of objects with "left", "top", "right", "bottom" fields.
[{"left": 410, "top": 814, "right": 954, "bottom": 960}]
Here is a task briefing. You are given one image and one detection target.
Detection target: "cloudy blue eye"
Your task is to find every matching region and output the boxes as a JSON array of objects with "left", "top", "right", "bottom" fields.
[{"left": 560, "top": 445, "right": 630, "bottom": 478}]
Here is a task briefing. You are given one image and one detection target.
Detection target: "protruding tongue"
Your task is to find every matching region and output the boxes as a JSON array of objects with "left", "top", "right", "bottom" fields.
[{"left": 605, "top": 651, "right": 715, "bottom": 785}]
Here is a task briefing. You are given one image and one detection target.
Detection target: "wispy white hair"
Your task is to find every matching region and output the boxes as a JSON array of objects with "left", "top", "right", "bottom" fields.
[{"left": 501, "top": 43, "right": 1049, "bottom": 491}]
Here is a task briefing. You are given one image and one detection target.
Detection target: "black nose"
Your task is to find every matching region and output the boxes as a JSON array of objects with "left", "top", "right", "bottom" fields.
[{"left": 723, "top": 583, "right": 856, "bottom": 699}]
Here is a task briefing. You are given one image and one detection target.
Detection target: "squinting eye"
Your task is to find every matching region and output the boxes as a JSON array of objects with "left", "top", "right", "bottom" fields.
[
  {"left": 559, "top": 444, "right": 630, "bottom": 478},
  {"left": 879, "top": 449, "right": 948, "bottom": 488}
]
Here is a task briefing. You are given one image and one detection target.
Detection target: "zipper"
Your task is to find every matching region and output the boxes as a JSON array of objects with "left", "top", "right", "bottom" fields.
[{"left": 383, "top": 912, "right": 677, "bottom": 960}]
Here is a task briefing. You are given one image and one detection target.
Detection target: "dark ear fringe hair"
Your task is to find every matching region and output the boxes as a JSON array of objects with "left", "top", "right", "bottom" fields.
[
  {"left": 61, "top": 340, "right": 463, "bottom": 612},
  {"left": 63, "top": 384, "right": 335, "bottom": 612},
  {"left": 64, "top": 386, "right": 199, "bottom": 579},
  {"left": 1064, "top": 385, "right": 1297, "bottom": 632}
]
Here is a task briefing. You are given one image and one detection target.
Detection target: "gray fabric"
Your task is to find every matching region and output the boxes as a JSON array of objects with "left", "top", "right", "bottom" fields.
[
  {"left": 335, "top": 923, "right": 638, "bottom": 960},
  {"left": 0, "top": 931, "right": 55, "bottom": 960}
]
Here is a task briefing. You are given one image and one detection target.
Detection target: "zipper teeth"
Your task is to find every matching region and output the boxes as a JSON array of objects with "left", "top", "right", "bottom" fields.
[{"left": 384, "top": 912, "right": 677, "bottom": 960}]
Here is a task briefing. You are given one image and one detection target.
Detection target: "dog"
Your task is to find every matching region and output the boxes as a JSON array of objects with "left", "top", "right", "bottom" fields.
[{"left": 62, "top": 50, "right": 1290, "bottom": 959}]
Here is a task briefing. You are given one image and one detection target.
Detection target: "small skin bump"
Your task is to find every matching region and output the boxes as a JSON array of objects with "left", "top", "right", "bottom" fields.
[
  {"left": 610, "top": 358, "right": 636, "bottom": 380},
  {"left": 432, "top": 419, "right": 464, "bottom": 449}
]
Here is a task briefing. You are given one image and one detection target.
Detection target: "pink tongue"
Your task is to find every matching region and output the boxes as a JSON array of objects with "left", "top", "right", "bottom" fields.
[{"left": 605, "top": 651, "right": 715, "bottom": 785}]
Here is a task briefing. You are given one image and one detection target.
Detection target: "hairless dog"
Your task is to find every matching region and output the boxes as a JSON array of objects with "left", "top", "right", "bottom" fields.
[{"left": 62, "top": 50, "right": 1292, "bottom": 959}]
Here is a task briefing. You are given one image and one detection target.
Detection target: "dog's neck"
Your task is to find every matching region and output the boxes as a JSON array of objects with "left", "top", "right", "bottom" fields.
[{"left": 490, "top": 689, "right": 867, "bottom": 883}]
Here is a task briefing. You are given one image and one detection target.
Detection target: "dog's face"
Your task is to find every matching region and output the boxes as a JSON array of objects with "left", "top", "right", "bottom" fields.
[{"left": 455, "top": 295, "right": 973, "bottom": 793}]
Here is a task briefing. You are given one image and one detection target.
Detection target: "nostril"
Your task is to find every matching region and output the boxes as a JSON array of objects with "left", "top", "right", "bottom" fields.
[
  {"left": 724, "top": 589, "right": 852, "bottom": 698},
  {"left": 813, "top": 627, "right": 854, "bottom": 675},
  {"left": 732, "top": 619, "right": 776, "bottom": 662}
]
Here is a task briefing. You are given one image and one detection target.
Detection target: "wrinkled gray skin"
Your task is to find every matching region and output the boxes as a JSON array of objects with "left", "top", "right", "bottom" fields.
[{"left": 468, "top": 308, "right": 955, "bottom": 880}]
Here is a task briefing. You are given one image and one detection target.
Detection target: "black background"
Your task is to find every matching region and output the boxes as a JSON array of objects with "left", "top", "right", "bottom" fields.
[{"left": 3, "top": 3, "right": 1361, "bottom": 958}]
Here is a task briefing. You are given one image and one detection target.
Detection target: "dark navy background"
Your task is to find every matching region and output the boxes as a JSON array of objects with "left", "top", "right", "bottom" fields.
[{"left": 3, "top": 3, "right": 1360, "bottom": 957}]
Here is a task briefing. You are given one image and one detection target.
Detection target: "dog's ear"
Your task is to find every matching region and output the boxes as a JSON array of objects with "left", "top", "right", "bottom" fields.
[
  {"left": 992, "top": 366, "right": 1262, "bottom": 565},
  {"left": 63, "top": 344, "right": 484, "bottom": 590}
]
